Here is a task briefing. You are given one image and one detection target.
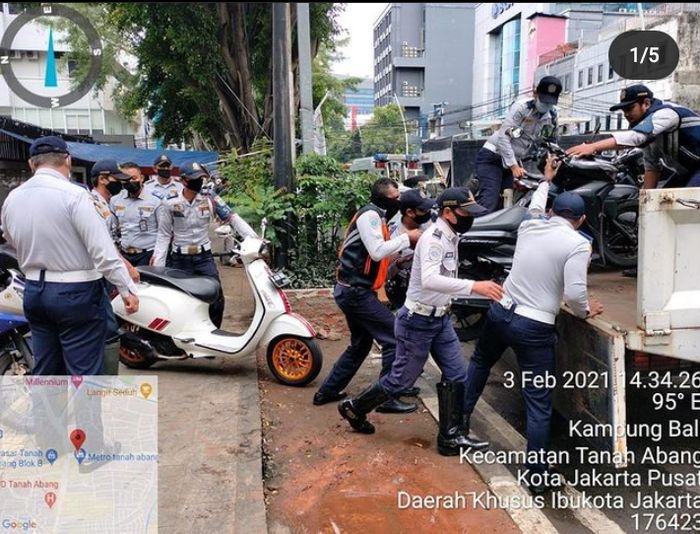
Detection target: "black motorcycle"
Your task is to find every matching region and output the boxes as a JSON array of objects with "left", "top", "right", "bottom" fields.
[{"left": 451, "top": 139, "right": 643, "bottom": 341}]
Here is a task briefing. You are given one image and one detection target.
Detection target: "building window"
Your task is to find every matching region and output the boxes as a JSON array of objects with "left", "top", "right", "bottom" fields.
[
  {"left": 67, "top": 60, "right": 78, "bottom": 76},
  {"left": 585, "top": 120, "right": 591, "bottom": 132},
  {"left": 564, "top": 74, "right": 571, "bottom": 92},
  {"left": 597, "top": 64, "right": 603, "bottom": 83},
  {"left": 608, "top": 64, "right": 614, "bottom": 80},
  {"left": 578, "top": 70, "right": 583, "bottom": 88},
  {"left": 617, "top": 114, "right": 623, "bottom": 129},
  {"left": 587, "top": 67, "right": 593, "bottom": 86},
  {"left": 493, "top": 17, "right": 521, "bottom": 111},
  {"left": 605, "top": 115, "right": 611, "bottom": 131}
]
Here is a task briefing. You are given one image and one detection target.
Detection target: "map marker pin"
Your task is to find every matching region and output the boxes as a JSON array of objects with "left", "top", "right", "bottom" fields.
[
  {"left": 71, "top": 376, "right": 83, "bottom": 389},
  {"left": 45, "top": 492, "right": 56, "bottom": 509},
  {"left": 70, "top": 429, "right": 86, "bottom": 451},
  {"left": 46, "top": 449, "right": 58, "bottom": 465},
  {"left": 74, "top": 448, "right": 86, "bottom": 465},
  {"left": 140, "top": 383, "right": 152, "bottom": 399}
]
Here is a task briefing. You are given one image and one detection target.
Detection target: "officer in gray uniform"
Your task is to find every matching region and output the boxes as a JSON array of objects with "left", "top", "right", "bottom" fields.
[
  {"left": 463, "top": 156, "right": 604, "bottom": 493},
  {"left": 111, "top": 161, "right": 160, "bottom": 266},
  {"left": 339, "top": 188, "right": 504, "bottom": 456},
  {"left": 1, "top": 137, "right": 139, "bottom": 375},
  {"left": 475, "top": 76, "right": 561, "bottom": 214},
  {"left": 90, "top": 159, "right": 127, "bottom": 243},
  {"left": 145, "top": 154, "right": 183, "bottom": 201},
  {"left": 154, "top": 161, "right": 257, "bottom": 327}
]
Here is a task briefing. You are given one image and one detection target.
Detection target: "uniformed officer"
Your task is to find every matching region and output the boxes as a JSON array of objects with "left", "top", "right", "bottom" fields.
[
  {"left": 153, "top": 160, "right": 257, "bottom": 327},
  {"left": 462, "top": 156, "right": 604, "bottom": 494},
  {"left": 1, "top": 136, "right": 139, "bottom": 375},
  {"left": 312, "top": 178, "right": 422, "bottom": 413},
  {"left": 90, "top": 159, "right": 125, "bottom": 242},
  {"left": 385, "top": 188, "right": 435, "bottom": 309},
  {"left": 145, "top": 154, "right": 183, "bottom": 202},
  {"left": 566, "top": 84, "right": 700, "bottom": 188},
  {"left": 338, "top": 188, "right": 504, "bottom": 456},
  {"left": 111, "top": 161, "right": 160, "bottom": 266},
  {"left": 476, "top": 75, "right": 561, "bottom": 214}
]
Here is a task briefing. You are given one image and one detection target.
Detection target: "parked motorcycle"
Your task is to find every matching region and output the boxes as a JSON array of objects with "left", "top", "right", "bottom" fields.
[
  {"left": 115, "top": 222, "right": 323, "bottom": 386},
  {"left": 0, "top": 247, "right": 33, "bottom": 375}
]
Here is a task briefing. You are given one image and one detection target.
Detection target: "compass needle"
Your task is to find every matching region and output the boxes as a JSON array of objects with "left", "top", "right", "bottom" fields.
[{"left": 44, "top": 27, "right": 58, "bottom": 88}]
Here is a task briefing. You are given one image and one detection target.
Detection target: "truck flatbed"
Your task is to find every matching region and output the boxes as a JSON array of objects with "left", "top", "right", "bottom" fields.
[{"left": 586, "top": 269, "right": 637, "bottom": 332}]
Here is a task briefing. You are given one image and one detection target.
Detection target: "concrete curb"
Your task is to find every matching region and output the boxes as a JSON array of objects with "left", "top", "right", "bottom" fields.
[{"left": 419, "top": 358, "right": 625, "bottom": 534}]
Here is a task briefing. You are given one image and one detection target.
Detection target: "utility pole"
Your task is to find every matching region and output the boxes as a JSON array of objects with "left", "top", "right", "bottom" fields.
[
  {"left": 393, "top": 92, "right": 410, "bottom": 154},
  {"left": 272, "top": 2, "right": 294, "bottom": 268},
  {"left": 297, "top": 3, "right": 314, "bottom": 154}
]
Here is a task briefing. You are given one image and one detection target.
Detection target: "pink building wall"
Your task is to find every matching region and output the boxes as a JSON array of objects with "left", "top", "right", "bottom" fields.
[{"left": 524, "top": 15, "right": 567, "bottom": 90}]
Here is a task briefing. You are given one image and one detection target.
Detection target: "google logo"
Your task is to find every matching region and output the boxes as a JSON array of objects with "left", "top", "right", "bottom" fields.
[{"left": 1, "top": 519, "right": 37, "bottom": 531}]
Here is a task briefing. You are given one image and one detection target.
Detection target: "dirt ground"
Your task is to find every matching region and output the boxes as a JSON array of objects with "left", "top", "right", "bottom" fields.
[{"left": 257, "top": 339, "right": 520, "bottom": 534}]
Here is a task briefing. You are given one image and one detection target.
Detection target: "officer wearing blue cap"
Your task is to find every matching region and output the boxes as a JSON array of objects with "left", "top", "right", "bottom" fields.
[
  {"left": 153, "top": 160, "right": 257, "bottom": 327},
  {"left": 339, "top": 187, "right": 505, "bottom": 457},
  {"left": 462, "top": 155, "right": 603, "bottom": 494},
  {"left": 475, "top": 75, "right": 561, "bottom": 214},
  {"left": 1, "top": 136, "right": 139, "bottom": 375},
  {"left": 567, "top": 84, "right": 700, "bottom": 189},
  {"left": 145, "top": 154, "right": 183, "bottom": 201}
]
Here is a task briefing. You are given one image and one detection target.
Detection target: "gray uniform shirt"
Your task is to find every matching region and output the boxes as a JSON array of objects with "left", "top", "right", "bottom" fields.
[
  {"left": 144, "top": 178, "right": 183, "bottom": 202},
  {"left": 485, "top": 98, "right": 556, "bottom": 168},
  {"left": 153, "top": 191, "right": 256, "bottom": 266},
  {"left": 1, "top": 168, "right": 137, "bottom": 298},
  {"left": 405, "top": 217, "right": 474, "bottom": 308},
  {"left": 110, "top": 190, "right": 161, "bottom": 251},
  {"left": 91, "top": 189, "right": 118, "bottom": 242},
  {"left": 503, "top": 181, "right": 591, "bottom": 319}
]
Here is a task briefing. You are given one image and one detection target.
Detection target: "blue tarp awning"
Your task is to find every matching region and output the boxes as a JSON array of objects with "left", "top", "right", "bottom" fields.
[{"left": 65, "top": 142, "right": 218, "bottom": 167}]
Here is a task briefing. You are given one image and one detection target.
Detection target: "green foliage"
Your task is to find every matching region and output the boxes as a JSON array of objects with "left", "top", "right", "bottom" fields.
[
  {"left": 218, "top": 150, "right": 376, "bottom": 288},
  {"left": 360, "top": 104, "right": 406, "bottom": 156}
]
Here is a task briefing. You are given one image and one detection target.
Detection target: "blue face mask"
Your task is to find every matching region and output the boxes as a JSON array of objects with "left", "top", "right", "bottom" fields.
[{"left": 535, "top": 98, "right": 554, "bottom": 114}]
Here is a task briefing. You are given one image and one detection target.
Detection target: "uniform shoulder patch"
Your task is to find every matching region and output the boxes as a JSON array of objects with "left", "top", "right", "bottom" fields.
[
  {"left": 432, "top": 228, "right": 443, "bottom": 239},
  {"left": 428, "top": 244, "right": 442, "bottom": 261}
]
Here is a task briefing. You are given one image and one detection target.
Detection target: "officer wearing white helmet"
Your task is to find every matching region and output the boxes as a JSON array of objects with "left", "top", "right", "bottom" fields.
[{"left": 1, "top": 136, "right": 139, "bottom": 375}]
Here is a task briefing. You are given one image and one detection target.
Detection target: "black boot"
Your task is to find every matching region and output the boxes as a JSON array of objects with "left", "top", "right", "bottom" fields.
[
  {"left": 461, "top": 414, "right": 490, "bottom": 451},
  {"left": 338, "top": 381, "right": 390, "bottom": 434},
  {"left": 436, "top": 381, "right": 489, "bottom": 456},
  {"left": 375, "top": 397, "right": 417, "bottom": 414}
]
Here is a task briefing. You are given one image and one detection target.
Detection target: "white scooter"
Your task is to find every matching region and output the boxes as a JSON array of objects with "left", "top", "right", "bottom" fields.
[{"left": 113, "top": 222, "right": 323, "bottom": 386}]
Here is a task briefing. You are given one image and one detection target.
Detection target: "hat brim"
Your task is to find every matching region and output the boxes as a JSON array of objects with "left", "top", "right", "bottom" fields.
[
  {"left": 539, "top": 93, "right": 559, "bottom": 104},
  {"left": 416, "top": 197, "right": 436, "bottom": 211},
  {"left": 113, "top": 171, "right": 132, "bottom": 181},
  {"left": 461, "top": 202, "right": 488, "bottom": 216},
  {"left": 609, "top": 100, "right": 638, "bottom": 111}
]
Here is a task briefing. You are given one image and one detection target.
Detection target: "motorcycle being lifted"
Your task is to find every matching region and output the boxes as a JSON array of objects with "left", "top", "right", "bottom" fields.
[{"left": 451, "top": 130, "right": 642, "bottom": 341}]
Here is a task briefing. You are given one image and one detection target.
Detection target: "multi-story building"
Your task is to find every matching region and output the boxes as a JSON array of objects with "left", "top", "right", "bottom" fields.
[
  {"left": 342, "top": 78, "right": 374, "bottom": 130},
  {"left": 373, "top": 3, "right": 477, "bottom": 142},
  {"left": 471, "top": 2, "right": 661, "bottom": 125},
  {"left": 535, "top": 5, "right": 700, "bottom": 135},
  {"left": 0, "top": 3, "right": 144, "bottom": 145}
]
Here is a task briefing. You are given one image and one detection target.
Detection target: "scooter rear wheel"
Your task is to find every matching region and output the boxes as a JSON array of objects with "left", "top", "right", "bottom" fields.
[
  {"left": 267, "top": 336, "right": 322, "bottom": 386},
  {"left": 119, "top": 330, "right": 158, "bottom": 369}
]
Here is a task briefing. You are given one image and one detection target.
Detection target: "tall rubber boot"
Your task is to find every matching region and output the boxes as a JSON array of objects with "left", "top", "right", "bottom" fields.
[
  {"left": 338, "top": 381, "right": 390, "bottom": 435},
  {"left": 102, "top": 340, "right": 121, "bottom": 375},
  {"left": 437, "top": 381, "right": 489, "bottom": 456}
]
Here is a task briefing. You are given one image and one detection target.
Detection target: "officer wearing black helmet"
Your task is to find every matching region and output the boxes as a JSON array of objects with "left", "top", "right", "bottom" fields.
[
  {"left": 153, "top": 161, "right": 257, "bottom": 327},
  {"left": 145, "top": 154, "right": 183, "bottom": 201}
]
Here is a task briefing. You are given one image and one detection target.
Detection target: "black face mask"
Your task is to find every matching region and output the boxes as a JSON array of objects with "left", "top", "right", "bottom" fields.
[
  {"left": 185, "top": 177, "right": 204, "bottom": 193},
  {"left": 371, "top": 194, "right": 401, "bottom": 220},
  {"left": 157, "top": 169, "right": 171, "bottom": 179},
  {"left": 449, "top": 213, "right": 474, "bottom": 234},
  {"left": 124, "top": 181, "right": 142, "bottom": 195},
  {"left": 106, "top": 180, "right": 123, "bottom": 196},
  {"left": 412, "top": 211, "right": 432, "bottom": 225}
]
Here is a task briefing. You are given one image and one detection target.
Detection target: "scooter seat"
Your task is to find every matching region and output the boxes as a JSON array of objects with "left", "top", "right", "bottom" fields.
[
  {"left": 471, "top": 206, "right": 528, "bottom": 232},
  {"left": 137, "top": 266, "right": 220, "bottom": 304}
]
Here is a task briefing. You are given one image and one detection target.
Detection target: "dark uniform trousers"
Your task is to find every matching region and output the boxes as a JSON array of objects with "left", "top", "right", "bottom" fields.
[
  {"left": 122, "top": 249, "right": 154, "bottom": 267},
  {"left": 24, "top": 278, "right": 107, "bottom": 375},
  {"left": 380, "top": 306, "right": 467, "bottom": 394},
  {"left": 463, "top": 302, "right": 557, "bottom": 474},
  {"left": 170, "top": 250, "right": 224, "bottom": 328},
  {"left": 318, "top": 284, "right": 396, "bottom": 394},
  {"left": 475, "top": 147, "right": 514, "bottom": 215}
]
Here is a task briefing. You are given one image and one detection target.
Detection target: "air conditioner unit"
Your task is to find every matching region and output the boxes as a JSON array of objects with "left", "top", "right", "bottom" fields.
[{"left": 26, "top": 51, "right": 39, "bottom": 60}]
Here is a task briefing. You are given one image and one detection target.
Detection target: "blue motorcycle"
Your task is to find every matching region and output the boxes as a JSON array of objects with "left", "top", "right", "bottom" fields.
[{"left": 0, "top": 248, "right": 33, "bottom": 375}]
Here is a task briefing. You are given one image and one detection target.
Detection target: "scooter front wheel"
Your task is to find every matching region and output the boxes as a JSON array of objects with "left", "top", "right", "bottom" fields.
[{"left": 266, "top": 336, "right": 322, "bottom": 387}]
